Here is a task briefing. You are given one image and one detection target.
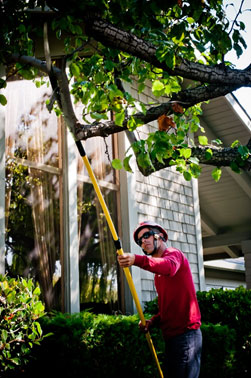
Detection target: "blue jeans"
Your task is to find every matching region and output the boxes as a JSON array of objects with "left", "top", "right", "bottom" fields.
[{"left": 164, "top": 328, "right": 202, "bottom": 378}]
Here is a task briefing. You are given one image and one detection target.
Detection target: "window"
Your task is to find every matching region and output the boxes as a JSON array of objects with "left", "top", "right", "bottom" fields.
[
  {"left": 5, "top": 79, "right": 62, "bottom": 310},
  {"left": 4, "top": 78, "right": 122, "bottom": 313},
  {"left": 77, "top": 136, "right": 121, "bottom": 314}
]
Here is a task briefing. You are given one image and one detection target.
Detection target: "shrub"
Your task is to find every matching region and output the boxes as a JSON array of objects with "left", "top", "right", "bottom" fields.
[
  {"left": 0, "top": 275, "right": 46, "bottom": 375},
  {"left": 200, "top": 323, "right": 236, "bottom": 378},
  {"left": 27, "top": 311, "right": 94, "bottom": 378},
  {"left": 197, "top": 287, "right": 251, "bottom": 377},
  {"left": 5, "top": 286, "right": 250, "bottom": 377},
  {"left": 24, "top": 311, "right": 164, "bottom": 378}
]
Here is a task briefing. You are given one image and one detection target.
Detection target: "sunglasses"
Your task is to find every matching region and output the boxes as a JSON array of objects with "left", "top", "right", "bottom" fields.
[{"left": 136, "top": 230, "right": 155, "bottom": 246}]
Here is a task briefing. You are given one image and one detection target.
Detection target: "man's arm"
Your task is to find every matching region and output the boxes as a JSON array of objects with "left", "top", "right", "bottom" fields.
[
  {"left": 134, "top": 251, "right": 183, "bottom": 276},
  {"left": 117, "top": 251, "right": 183, "bottom": 276}
]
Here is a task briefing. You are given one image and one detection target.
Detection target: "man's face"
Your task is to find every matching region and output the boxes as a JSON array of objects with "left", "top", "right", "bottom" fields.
[{"left": 137, "top": 227, "right": 155, "bottom": 254}]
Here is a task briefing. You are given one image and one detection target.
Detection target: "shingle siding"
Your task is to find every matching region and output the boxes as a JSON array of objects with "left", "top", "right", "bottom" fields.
[{"left": 126, "top": 81, "right": 203, "bottom": 309}]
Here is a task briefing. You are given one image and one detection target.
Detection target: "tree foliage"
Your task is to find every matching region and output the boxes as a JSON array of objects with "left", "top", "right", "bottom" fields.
[{"left": 1, "top": 0, "right": 251, "bottom": 180}]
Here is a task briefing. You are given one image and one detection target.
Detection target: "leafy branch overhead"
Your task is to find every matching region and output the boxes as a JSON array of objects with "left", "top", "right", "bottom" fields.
[{"left": 1, "top": 0, "right": 251, "bottom": 181}]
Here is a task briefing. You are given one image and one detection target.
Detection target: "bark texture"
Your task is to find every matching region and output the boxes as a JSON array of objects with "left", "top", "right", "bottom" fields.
[{"left": 138, "top": 143, "right": 251, "bottom": 176}]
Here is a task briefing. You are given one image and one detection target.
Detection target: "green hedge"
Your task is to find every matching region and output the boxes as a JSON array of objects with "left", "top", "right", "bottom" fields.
[
  {"left": 23, "top": 312, "right": 165, "bottom": 378},
  {"left": 3, "top": 287, "right": 251, "bottom": 378},
  {"left": 198, "top": 287, "right": 251, "bottom": 377},
  {"left": 200, "top": 323, "right": 236, "bottom": 378}
]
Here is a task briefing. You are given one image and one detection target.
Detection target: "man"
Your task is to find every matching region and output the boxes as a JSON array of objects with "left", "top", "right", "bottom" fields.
[{"left": 117, "top": 221, "right": 202, "bottom": 378}]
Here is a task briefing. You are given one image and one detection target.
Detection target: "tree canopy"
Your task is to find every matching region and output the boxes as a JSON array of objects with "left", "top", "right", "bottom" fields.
[{"left": 1, "top": 0, "right": 251, "bottom": 181}]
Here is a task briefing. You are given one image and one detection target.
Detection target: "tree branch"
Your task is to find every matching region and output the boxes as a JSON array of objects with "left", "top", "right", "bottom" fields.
[
  {"left": 84, "top": 17, "right": 251, "bottom": 87},
  {"left": 138, "top": 142, "right": 251, "bottom": 176},
  {"left": 75, "top": 83, "right": 240, "bottom": 140},
  {"left": 8, "top": 54, "right": 239, "bottom": 142}
]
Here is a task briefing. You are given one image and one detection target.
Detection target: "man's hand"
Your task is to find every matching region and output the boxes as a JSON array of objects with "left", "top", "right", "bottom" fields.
[
  {"left": 117, "top": 253, "right": 135, "bottom": 267},
  {"left": 138, "top": 319, "right": 153, "bottom": 334}
]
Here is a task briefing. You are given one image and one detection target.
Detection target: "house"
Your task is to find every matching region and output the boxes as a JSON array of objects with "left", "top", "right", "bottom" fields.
[
  {"left": 204, "top": 258, "right": 246, "bottom": 290},
  {"left": 0, "top": 65, "right": 250, "bottom": 315}
]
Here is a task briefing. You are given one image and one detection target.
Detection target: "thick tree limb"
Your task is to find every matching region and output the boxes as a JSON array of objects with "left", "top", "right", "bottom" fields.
[
  {"left": 8, "top": 54, "right": 240, "bottom": 142},
  {"left": 75, "top": 83, "right": 240, "bottom": 140},
  {"left": 84, "top": 17, "right": 251, "bottom": 87},
  {"left": 138, "top": 142, "right": 251, "bottom": 176}
]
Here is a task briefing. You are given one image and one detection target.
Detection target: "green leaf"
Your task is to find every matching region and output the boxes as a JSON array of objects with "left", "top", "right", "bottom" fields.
[
  {"left": 1, "top": 329, "right": 8, "bottom": 343},
  {"left": 231, "top": 140, "right": 240, "bottom": 148},
  {"left": 95, "top": 71, "right": 106, "bottom": 83},
  {"left": 137, "top": 152, "right": 154, "bottom": 170},
  {"left": 190, "top": 122, "right": 199, "bottom": 133},
  {"left": 35, "top": 322, "right": 42, "bottom": 337},
  {"left": 238, "top": 145, "right": 249, "bottom": 160},
  {"left": 108, "top": 85, "right": 124, "bottom": 101},
  {"left": 127, "top": 116, "right": 144, "bottom": 131},
  {"left": 212, "top": 167, "right": 222, "bottom": 182},
  {"left": 230, "top": 161, "right": 241, "bottom": 174},
  {"left": 70, "top": 63, "right": 80, "bottom": 77},
  {"left": 104, "top": 60, "right": 115, "bottom": 71},
  {"left": 34, "top": 301, "right": 45, "bottom": 313},
  {"left": 127, "top": 117, "right": 137, "bottom": 131},
  {"left": 198, "top": 135, "right": 208, "bottom": 146},
  {"left": 183, "top": 171, "right": 192, "bottom": 181},
  {"left": 179, "top": 148, "right": 191, "bottom": 159},
  {"left": 9, "top": 357, "right": 20, "bottom": 365},
  {"left": 90, "top": 112, "right": 108, "bottom": 120},
  {"left": 205, "top": 148, "right": 213, "bottom": 160},
  {"left": 156, "top": 153, "right": 165, "bottom": 164},
  {"left": 164, "top": 51, "right": 176, "bottom": 69},
  {"left": 115, "top": 110, "right": 125, "bottom": 126},
  {"left": 18, "top": 24, "right": 26, "bottom": 33},
  {"left": 33, "top": 287, "right": 40, "bottom": 296},
  {"left": 190, "top": 163, "right": 201, "bottom": 178},
  {"left": 123, "top": 155, "right": 133, "bottom": 173},
  {"left": 187, "top": 17, "right": 195, "bottom": 24},
  {"left": 112, "top": 159, "right": 123, "bottom": 170},
  {"left": 152, "top": 80, "right": 165, "bottom": 96},
  {"left": 212, "top": 139, "right": 222, "bottom": 145},
  {"left": 0, "top": 94, "right": 7, "bottom": 106},
  {"left": 132, "top": 140, "right": 145, "bottom": 154},
  {"left": 0, "top": 78, "right": 7, "bottom": 89}
]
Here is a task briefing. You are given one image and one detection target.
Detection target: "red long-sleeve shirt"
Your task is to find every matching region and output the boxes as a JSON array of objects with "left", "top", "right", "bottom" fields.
[{"left": 134, "top": 247, "right": 201, "bottom": 339}]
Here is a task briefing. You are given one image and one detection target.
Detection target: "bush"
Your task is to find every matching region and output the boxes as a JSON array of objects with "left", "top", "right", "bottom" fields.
[
  {"left": 0, "top": 275, "right": 47, "bottom": 375},
  {"left": 200, "top": 323, "right": 236, "bottom": 378},
  {"left": 5, "top": 286, "right": 251, "bottom": 377},
  {"left": 26, "top": 311, "right": 94, "bottom": 378},
  {"left": 24, "top": 311, "right": 165, "bottom": 378},
  {"left": 197, "top": 287, "right": 251, "bottom": 377}
]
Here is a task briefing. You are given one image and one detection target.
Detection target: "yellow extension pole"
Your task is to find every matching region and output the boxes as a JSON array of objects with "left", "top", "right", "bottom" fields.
[{"left": 76, "top": 141, "right": 163, "bottom": 378}]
